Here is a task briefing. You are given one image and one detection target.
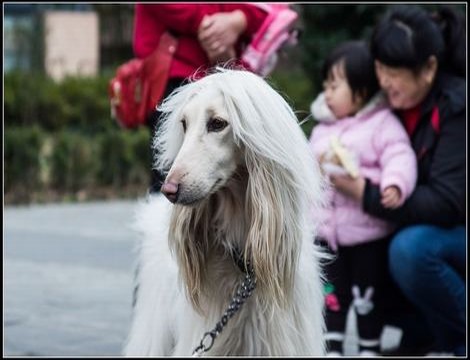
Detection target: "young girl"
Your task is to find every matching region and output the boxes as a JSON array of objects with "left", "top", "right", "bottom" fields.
[{"left": 308, "top": 40, "right": 417, "bottom": 356}]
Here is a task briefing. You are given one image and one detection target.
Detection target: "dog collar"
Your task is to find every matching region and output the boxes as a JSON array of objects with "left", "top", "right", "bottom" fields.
[{"left": 192, "top": 248, "right": 256, "bottom": 356}]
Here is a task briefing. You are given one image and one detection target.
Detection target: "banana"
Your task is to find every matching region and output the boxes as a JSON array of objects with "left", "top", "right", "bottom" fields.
[{"left": 330, "top": 136, "right": 359, "bottom": 178}]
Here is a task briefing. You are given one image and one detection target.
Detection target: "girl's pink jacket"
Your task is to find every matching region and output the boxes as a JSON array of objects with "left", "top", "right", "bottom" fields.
[{"left": 309, "top": 93, "right": 417, "bottom": 250}]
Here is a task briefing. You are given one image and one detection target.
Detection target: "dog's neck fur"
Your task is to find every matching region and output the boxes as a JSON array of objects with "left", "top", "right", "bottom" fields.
[
  {"left": 169, "top": 166, "right": 252, "bottom": 314},
  {"left": 166, "top": 163, "right": 317, "bottom": 355}
]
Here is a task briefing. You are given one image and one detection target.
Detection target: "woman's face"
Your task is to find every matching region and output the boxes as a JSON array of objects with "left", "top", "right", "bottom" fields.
[{"left": 375, "top": 60, "right": 435, "bottom": 110}]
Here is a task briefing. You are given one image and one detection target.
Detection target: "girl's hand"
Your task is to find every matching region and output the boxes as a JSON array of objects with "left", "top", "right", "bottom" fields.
[
  {"left": 330, "top": 174, "right": 366, "bottom": 202},
  {"left": 381, "top": 185, "right": 401, "bottom": 209}
]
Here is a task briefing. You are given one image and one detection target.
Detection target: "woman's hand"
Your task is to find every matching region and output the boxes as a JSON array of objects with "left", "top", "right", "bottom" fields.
[
  {"left": 198, "top": 10, "right": 246, "bottom": 63},
  {"left": 330, "top": 174, "right": 366, "bottom": 202}
]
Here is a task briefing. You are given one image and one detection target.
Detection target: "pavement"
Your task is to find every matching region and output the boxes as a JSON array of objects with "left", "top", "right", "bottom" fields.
[
  {"left": 4, "top": 200, "right": 138, "bottom": 356},
  {"left": 4, "top": 198, "right": 401, "bottom": 356}
]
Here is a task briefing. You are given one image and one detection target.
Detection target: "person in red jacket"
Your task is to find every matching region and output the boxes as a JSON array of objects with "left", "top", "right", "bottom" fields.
[{"left": 133, "top": 4, "right": 267, "bottom": 193}]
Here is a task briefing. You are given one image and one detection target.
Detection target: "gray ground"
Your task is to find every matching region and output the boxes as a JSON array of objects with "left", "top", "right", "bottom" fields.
[{"left": 4, "top": 197, "right": 401, "bottom": 356}]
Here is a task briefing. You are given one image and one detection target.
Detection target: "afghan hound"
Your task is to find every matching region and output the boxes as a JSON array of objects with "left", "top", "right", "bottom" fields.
[{"left": 123, "top": 68, "right": 327, "bottom": 356}]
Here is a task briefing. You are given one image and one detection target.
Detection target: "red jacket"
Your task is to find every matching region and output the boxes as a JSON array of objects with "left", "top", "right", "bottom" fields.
[{"left": 133, "top": 4, "right": 267, "bottom": 79}]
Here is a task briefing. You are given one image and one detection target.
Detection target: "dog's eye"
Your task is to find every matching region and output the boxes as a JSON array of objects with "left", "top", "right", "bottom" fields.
[
  {"left": 207, "top": 117, "right": 228, "bottom": 132},
  {"left": 181, "top": 119, "right": 187, "bottom": 133}
]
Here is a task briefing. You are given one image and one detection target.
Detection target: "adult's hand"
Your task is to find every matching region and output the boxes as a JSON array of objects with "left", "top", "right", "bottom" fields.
[
  {"left": 198, "top": 10, "right": 247, "bottom": 63},
  {"left": 330, "top": 174, "right": 366, "bottom": 202}
]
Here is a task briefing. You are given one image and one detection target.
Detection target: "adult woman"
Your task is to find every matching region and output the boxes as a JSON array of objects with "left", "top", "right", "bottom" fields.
[
  {"left": 331, "top": 5, "right": 466, "bottom": 355},
  {"left": 133, "top": 4, "right": 267, "bottom": 192}
]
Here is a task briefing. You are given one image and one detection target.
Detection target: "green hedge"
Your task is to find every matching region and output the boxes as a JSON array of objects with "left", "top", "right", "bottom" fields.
[
  {"left": 4, "top": 71, "right": 155, "bottom": 204},
  {"left": 4, "top": 69, "right": 316, "bottom": 204},
  {"left": 5, "top": 127, "right": 151, "bottom": 204},
  {"left": 4, "top": 71, "right": 112, "bottom": 133},
  {"left": 4, "top": 126, "right": 45, "bottom": 193},
  {"left": 96, "top": 129, "right": 150, "bottom": 187},
  {"left": 4, "top": 69, "right": 316, "bottom": 136},
  {"left": 49, "top": 131, "right": 98, "bottom": 191},
  {"left": 269, "top": 70, "right": 316, "bottom": 137}
]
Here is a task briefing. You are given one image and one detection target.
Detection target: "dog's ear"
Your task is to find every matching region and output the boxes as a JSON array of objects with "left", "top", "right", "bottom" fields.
[
  {"left": 219, "top": 70, "right": 326, "bottom": 310},
  {"left": 244, "top": 151, "right": 300, "bottom": 310},
  {"left": 169, "top": 204, "right": 210, "bottom": 313},
  {"left": 152, "top": 84, "right": 191, "bottom": 176}
]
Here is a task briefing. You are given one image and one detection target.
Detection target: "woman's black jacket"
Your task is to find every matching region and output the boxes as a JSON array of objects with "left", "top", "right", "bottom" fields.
[{"left": 363, "top": 72, "right": 466, "bottom": 227}]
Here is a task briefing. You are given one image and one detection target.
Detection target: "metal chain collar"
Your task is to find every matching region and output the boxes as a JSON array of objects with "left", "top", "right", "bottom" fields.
[{"left": 192, "top": 262, "right": 256, "bottom": 357}]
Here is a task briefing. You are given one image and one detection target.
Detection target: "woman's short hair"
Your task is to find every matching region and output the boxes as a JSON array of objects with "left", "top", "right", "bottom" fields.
[{"left": 371, "top": 5, "right": 465, "bottom": 77}]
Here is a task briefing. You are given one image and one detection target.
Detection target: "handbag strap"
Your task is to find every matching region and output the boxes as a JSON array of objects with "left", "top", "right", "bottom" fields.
[
  {"left": 142, "top": 32, "right": 178, "bottom": 113},
  {"left": 159, "top": 32, "right": 178, "bottom": 55}
]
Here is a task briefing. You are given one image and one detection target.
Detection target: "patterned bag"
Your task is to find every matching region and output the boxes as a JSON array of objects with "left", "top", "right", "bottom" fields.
[{"left": 241, "top": 4, "right": 299, "bottom": 77}]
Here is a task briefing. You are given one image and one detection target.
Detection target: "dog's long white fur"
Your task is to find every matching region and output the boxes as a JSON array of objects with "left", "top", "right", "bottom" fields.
[{"left": 123, "top": 69, "right": 327, "bottom": 356}]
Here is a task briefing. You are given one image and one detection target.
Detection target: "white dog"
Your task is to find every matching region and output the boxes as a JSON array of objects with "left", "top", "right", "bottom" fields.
[{"left": 123, "top": 68, "right": 327, "bottom": 356}]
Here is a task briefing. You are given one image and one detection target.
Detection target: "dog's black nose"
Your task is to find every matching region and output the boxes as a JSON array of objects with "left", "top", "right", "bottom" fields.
[{"left": 161, "top": 181, "right": 179, "bottom": 203}]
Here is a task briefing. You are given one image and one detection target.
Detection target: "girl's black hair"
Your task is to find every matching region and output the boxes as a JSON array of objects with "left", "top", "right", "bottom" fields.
[
  {"left": 371, "top": 5, "right": 465, "bottom": 77},
  {"left": 322, "top": 40, "right": 379, "bottom": 103}
]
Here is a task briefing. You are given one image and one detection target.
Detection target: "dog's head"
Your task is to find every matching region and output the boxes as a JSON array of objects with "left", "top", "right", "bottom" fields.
[
  {"left": 158, "top": 85, "right": 243, "bottom": 205},
  {"left": 154, "top": 68, "right": 326, "bottom": 309},
  {"left": 155, "top": 68, "right": 322, "bottom": 205}
]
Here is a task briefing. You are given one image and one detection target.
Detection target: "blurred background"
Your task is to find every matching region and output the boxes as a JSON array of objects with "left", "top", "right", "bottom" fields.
[
  {"left": 6, "top": 3, "right": 465, "bottom": 205},
  {"left": 3, "top": 3, "right": 465, "bottom": 356}
]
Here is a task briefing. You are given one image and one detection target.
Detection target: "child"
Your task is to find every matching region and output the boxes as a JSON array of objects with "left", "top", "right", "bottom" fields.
[{"left": 308, "top": 40, "right": 417, "bottom": 356}]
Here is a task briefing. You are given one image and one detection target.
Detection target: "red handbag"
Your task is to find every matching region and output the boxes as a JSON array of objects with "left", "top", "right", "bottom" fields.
[{"left": 109, "top": 32, "right": 178, "bottom": 129}]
